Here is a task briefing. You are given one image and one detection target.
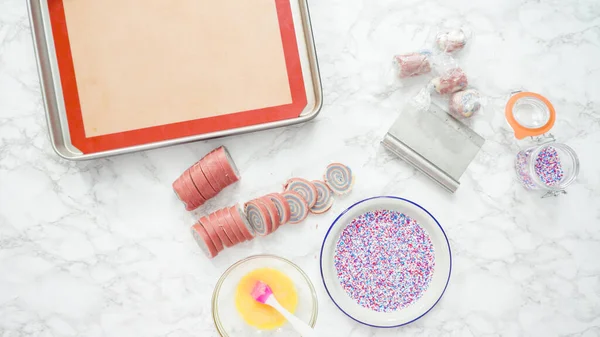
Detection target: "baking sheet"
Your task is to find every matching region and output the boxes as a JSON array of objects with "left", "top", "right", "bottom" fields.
[
  {"left": 62, "top": 0, "right": 293, "bottom": 137},
  {"left": 29, "top": 0, "right": 321, "bottom": 158}
]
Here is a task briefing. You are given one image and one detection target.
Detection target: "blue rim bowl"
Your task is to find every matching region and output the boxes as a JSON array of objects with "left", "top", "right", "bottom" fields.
[{"left": 319, "top": 196, "right": 452, "bottom": 328}]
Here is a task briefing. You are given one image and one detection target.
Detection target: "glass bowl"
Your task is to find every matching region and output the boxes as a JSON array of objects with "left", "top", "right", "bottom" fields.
[
  {"left": 212, "top": 255, "right": 318, "bottom": 336},
  {"left": 320, "top": 196, "right": 452, "bottom": 328}
]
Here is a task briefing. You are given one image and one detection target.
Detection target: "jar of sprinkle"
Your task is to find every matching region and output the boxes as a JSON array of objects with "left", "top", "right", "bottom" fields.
[{"left": 505, "top": 92, "right": 580, "bottom": 197}]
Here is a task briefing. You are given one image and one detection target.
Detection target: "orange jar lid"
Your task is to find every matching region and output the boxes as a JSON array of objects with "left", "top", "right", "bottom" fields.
[{"left": 505, "top": 92, "right": 556, "bottom": 139}]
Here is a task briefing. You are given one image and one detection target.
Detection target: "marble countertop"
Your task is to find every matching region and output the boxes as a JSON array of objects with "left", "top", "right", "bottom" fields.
[{"left": 1, "top": 0, "right": 600, "bottom": 336}]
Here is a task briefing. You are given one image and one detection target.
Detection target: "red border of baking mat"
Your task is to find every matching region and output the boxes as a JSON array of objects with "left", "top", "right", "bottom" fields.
[{"left": 48, "top": 0, "right": 307, "bottom": 154}]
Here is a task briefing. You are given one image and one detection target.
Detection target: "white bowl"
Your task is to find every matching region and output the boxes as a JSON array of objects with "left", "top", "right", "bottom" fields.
[{"left": 319, "top": 196, "right": 451, "bottom": 328}]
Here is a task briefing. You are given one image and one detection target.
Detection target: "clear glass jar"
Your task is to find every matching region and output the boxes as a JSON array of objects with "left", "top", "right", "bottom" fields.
[{"left": 515, "top": 142, "right": 579, "bottom": 193}]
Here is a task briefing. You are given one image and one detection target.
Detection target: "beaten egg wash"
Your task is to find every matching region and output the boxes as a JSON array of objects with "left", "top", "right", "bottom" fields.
[{"left": 235, "top": 268, "right": 298, "bottom": 330}]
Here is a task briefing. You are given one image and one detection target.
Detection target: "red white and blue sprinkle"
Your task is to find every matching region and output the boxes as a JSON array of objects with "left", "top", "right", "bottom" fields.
[
  {"left": 534, "top": 146, "right": 564, "bottom": 186},
  {"left": 515, "top": 148, "right": 536, "bottom": 189},
  {"left": 334, "top": 209, "right": 435, "bottom": 312},
  {"left": 515, "top": 146, "right": 564, "bottom": 189}
]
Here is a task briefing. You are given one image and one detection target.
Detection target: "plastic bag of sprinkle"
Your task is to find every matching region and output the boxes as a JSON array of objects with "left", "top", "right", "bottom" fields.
[
  {"left": 435, "top": 28, "right": 472, "bottom": 53},
  {"left": 393, "top": 51, "right": 433, "bottom": 78},
  {"left": 449, "top": 89, "right": 484, "bottom": 118}
]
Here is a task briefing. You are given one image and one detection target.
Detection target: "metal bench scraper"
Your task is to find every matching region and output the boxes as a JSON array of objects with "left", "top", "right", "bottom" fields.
[{"left": 382, "top": 102, "right": 485, "bottom": 193}]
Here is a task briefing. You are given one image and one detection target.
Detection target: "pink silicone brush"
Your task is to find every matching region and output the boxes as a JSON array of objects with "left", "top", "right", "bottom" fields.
[{"left": 251, "top": 281, "right": 318, "bottom": 337}]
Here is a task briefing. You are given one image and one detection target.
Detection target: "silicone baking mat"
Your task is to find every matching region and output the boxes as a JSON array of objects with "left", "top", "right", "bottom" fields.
[{"left": 49, "top": 0, "right": 307, "bottom": 154}]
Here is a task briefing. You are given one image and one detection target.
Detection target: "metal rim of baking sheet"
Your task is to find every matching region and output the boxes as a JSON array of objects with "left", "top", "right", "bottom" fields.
[
  {"left": 319, "top": 195, "right": 452, "bottom": 328},
  {"left": 27, "top": 0, "right": 323, "bottom": 160}
]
